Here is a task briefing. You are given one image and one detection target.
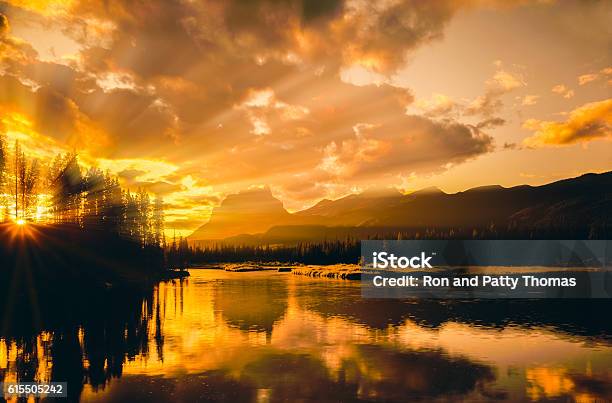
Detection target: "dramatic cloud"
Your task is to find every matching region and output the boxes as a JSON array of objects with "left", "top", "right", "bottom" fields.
[
  {"left": 318, "top": 118, "right": 493, "bottom": 178},
  {"left": 59, "top": 0, "right": 463, "bottom": 88},
  {"left": 1, "top": 0, "right": 610, "bottom": 228},
  {"left": 522, "top": 99, "right": 612, "bottom": 147}
]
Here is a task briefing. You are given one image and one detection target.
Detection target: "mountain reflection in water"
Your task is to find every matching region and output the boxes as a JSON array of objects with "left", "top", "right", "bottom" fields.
[{"left": 1, "top": 270, "right": 611, "bottom": 402}]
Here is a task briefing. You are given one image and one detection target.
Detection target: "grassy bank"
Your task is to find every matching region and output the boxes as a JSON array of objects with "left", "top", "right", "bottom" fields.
[
  {"left": 290, "top": 264, "right": 362, "bottom": 280},
  {"left": 188, "top": 261, "right": 363, "bottom": 279}
]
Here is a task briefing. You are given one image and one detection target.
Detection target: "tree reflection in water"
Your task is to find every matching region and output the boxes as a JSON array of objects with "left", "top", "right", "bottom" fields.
[
  {"left": 1, "top": 272, "right": 611, "bottom": 402},
  {"left": 0, "top": 283, "right": 161, "bottom": 401}
]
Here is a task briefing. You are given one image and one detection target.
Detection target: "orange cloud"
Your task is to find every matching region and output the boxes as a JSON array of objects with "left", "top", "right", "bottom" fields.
[
  {"left": 5, "top": 0, "right": 75, "bottom": 17},
  {"left": 551, "top": 84, "right": 574, "bottom": 99},
  {"left": 520, "top": 95, "right": 539, "bottom": 106},
  {"left": 522, "top": 99, "right": 612, "bottom": 147},
  {"left": 578, "top": 74, "right": 598, "bottom": 86},
  {"left": 413, "top": 94, "right": 457, "bottom": 117},
  {"left": 465, "top": 65, "right": 525, "bottom": 117},
  {"left": 577, "top": 66, "right": 612, "bottom": 86}
]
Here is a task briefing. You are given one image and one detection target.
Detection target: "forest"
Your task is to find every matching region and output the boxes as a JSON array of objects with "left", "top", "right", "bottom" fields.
[
  {"left": 172, "top": 239, "right": 362, "bottom": 266},
  {"left": 0, "top": 136, "right": 165, "bottom": 245},
  {"left": 179, "top": 223, "right": 607, "bottom": 266},
  {"left": 0, "top": 134, "right": 171, "bottom": 290}
]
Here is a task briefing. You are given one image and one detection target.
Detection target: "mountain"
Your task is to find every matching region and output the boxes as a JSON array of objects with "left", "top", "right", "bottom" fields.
[
  {"left": 188, "top": 187, "right": 292, "bottom": 241},
  {"left": 295, "top": 187, "right": 403, "bottom": 226},
  {"left": 188, "top": 172, "right": 612, "bottom": 243}
]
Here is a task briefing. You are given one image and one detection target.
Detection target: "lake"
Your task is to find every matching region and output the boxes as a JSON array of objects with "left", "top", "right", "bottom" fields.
[{"left": 1, "top": 269, "right": 611, "bottom": 402}]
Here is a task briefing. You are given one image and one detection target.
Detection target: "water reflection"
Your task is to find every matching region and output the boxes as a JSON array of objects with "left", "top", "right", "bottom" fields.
[
  {"left": 0, "top": 270, "right": 611, "bottom": 402},
  {"left": 214, "top": 277, "right": 288, "bottom": 339},
  {"left": 1, "top": 287, "right": 157, "bottom": 401}
]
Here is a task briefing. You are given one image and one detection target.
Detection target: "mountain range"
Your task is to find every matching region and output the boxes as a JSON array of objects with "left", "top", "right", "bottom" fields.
[{"left": 188, "top": 172, "right": 612, "bottom": 244}]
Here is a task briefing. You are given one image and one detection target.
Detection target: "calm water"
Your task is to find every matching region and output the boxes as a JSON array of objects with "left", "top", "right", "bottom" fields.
[{"left": 1, "top": 269, "right": 611, "bottom": 402}]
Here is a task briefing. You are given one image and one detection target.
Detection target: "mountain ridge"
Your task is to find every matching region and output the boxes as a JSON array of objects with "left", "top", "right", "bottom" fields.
[{"left": 188, "top": 171, "right": 612, "bottom": 242}]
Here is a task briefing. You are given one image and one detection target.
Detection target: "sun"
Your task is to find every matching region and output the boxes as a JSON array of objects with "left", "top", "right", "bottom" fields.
[{"left": 15, "top": 219, "right": 26, "bottom": 226}]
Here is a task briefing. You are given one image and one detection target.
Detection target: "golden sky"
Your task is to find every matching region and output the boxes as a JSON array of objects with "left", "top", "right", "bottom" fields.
[{"left": 0, "top": 0, "right": 610, "bottom": 234}]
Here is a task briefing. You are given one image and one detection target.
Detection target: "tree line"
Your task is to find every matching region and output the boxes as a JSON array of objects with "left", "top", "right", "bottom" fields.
[
  {"left": 174, "top": 239, "right": 361, "bottom": 265},
  {"left": 0, "top": 134, "right": 165, "bottom": 248},
  {"left": 179, "top": 223, "right": 605, "bottom": 265}
]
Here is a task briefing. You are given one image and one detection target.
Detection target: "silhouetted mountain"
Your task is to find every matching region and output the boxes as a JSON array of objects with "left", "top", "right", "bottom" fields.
[
  {"left": 410, "top": 186, "right": 445, "bottom": 196},
  {"left": 295, "top": 172, "right": 611, "bottom": 230},
  {"left": 189, "top": 186, "right": 292, "bottom": 240},
  {"left": 296, "top": 187, "right": 403, "bottom": 226},
  {"left": 189, "top": 172, "right": 611, "bottom": 243}
]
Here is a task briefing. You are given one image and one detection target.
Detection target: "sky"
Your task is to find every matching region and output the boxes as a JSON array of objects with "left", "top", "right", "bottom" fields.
[{"left": 0, "top": 0, "right": 610, "bottom": 235}]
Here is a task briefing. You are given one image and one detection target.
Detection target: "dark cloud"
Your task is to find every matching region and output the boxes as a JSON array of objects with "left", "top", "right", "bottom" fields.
[
  {"left": 0, "top": 13, "right": 9, "bottom": 35},
  {"left": 476, "top": 117, "right": 506, "bottom": 129},
  {"left": 318, "top": 116, "right": 494, "bottom": 179},
  {"left": 301, "top": 0, "right": 344, "bottom": 23},
  {"left": 118, "top": 169, "right": 147, "bottom": 181},
  {"left": 67, "top": 0, "right": 453, "bottom": 140},
  {"left": 70, "top": 0, "right": 460, "bottom": 79}
]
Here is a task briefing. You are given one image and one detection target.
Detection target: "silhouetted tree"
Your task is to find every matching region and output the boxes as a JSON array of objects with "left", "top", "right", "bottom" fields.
[
  {"left": 22, "top": 158, "right": 40, "bottom": 220},
  {"left": 152, "top": 195, "right": 165, "bottom": 248},
  {"left": 12, "top": 140, "right": 20, "bottom": 219},
  {"left": 50, "top": 153, "right": 83, "bottom": 224},
  {"left": 137, "top": 188, "right": 151, "bottom": 247},
  {"left": 83, "top": 167, "right": 105, "bottom": 230},
  {"left": 0, "top": 133, "right": 7, "bottom": 221},
  {"left": 124, "top": 190, "right": 139, "bottom": 240}
]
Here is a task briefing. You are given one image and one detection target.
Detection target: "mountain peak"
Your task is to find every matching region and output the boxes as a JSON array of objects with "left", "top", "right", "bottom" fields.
[
  {"left": 464, "top": 184, "right": 505, "bottom": 193},
  {"left": 221, "top": 186, "right": 278, "bottom": 208},
  {"left": 359, "top": 186, "right": 402, "bottom": 198},
  {"left": 410, "top": 186, "right": 445, "bottom": 196},
  {"left": 188, "top": 186, "right": 291, "bottom": 240}
]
